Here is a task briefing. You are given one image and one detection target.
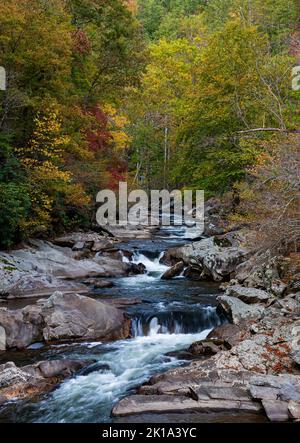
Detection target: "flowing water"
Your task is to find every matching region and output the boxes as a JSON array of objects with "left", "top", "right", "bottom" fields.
[{"left": 0, "top": 226, "right": 226, "bottom": 423}]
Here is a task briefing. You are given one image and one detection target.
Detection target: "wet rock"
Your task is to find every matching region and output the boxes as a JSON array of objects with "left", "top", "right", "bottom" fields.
[
  {"left": 161, "top": 262, "right": 184, "bottom": 280},
  {"left": 217, "top": 295, "right": 264, "bottom": 325},
  {"left": 0, "top": 292, "right": 131, "bottom": 349},
  {"left": 225, "top": 285, "right": 270, "bottom": 304},
  {"left": 188, "top": 339, "right": 230, "bottom": 356},
  {"left": 128, "top": 262, "right": 147, "bottom": 275}
]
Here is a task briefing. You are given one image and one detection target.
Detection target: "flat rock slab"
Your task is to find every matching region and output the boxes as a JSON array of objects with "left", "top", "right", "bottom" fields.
[
  {"left": 262, "top": 400, "right": 289, "bottom": 422},
  {"left": 194, "top": 386, "right": 251, "bottom": 402},
  {"left": 112, "top": 394, "right": 262, "bottom": 417},
  {"left": 225, "top": 285, "right": 270, "bottom": 304}
]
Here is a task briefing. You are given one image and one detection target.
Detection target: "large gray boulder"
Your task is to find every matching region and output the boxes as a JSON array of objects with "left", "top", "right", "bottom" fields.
[
  {"left": 217, "top": 295, "right": 264, "bottom": 325},
  {"left": 40, "top": 292, "right": 130, "bottom": 342},
  {"left": 225, "top": 285, "right": 271, "bottom": 304},
  {"left": 0, "top": 292, "right": 131, "bottom": 350},
  {"left": 0, "top": 305, "right": 43, "bottom": 349},
  {"left": 163, "top": 235, "right": 250, "bottom": 282}
]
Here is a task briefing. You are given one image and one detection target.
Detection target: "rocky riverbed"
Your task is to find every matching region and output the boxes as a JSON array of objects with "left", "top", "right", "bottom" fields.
[{"left": 0, "top": 205, "right": 299, "bottom": 423}]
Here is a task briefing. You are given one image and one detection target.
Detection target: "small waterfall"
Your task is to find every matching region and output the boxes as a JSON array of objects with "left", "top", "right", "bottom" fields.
[
  {"left": 122, "top": 250, "right": 169, "bottom": 275},
  {"left": 131, "top": 306, "right": 223, "bottom": 337}
]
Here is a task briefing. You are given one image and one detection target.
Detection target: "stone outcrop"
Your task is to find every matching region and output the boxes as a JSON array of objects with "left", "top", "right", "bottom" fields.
[
  {"left": 53, "top": 231, "right": 117, "bottom": 249},
  {"left": 0, "top": 292, "right": 131, "bottom": 350},
  {"left": 0, "top": 238, "right": 137, "bottom": 299},
  {"left": 217, "top": 295, "right": 264, "bottom": 325},
  {"left": 162, "top": 234, "right": 250, "bottom": 282},
  {"left": 0, "top": 359, "right": 94, "bottom": 405},
  {"left": 225, "top": 285, "right": 271, "bottom": 304}
]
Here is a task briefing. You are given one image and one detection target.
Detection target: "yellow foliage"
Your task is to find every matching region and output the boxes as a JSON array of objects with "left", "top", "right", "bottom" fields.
[{"left": 103, "top": 103, "right": 132, "bottom": 151}]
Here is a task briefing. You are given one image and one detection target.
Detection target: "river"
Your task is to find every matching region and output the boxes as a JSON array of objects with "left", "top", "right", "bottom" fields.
[{"left": 0, "top": 226, "right": 226, "bottom": 423}]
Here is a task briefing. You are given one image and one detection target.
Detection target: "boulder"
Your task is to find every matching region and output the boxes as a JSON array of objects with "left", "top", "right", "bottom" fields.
[
  {"left": 163, "top": 236, "right": 250, "bottom": 282},
  {"left": 225, "top": 285, "right": 270, "bottom": 304},
  {"left": 22, "top": 359, "right": 94, "bottom": 379},
  {"left": 0, "top": 292, "right": 131, "bottom": 349},
  {"left": 206, "top": 323, "right": 247, "bottom": 348},
  {"left": 40, "top": 292, "right": 131, "bottom": 343},
  {"left": 188, "top": 339, "right": 229, "bottom": 356},
  {"left": 217, "top": 295, "right": 264, "bottom": 325},
  {"left": 0, "top": 305, "right": 43, "bottom": 349},
  {"left": 161, "top": 262, "right": 184, "bottom": 280},
  {"left": 126, "top": 262, "right": 147, "bottom": 275},
  {"left": 235, "top": 254, "right": 288, "bottom": 292}
]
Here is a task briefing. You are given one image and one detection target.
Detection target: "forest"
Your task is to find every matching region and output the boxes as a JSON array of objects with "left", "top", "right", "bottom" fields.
[{"left": 0, "top": 0, "right": 299, "bottom": 253}]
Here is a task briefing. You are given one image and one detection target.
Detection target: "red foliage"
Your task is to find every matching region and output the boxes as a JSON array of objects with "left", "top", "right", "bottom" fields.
[
  {"left": 107, "top": 162, "right": 127, "bottom": 190},
  {"left": 86, "top": 106, "right": 112, "bottom": 152},
  {"left": 72, "top": 29, "right": 91, "bottom": 55},
  {"left": 84, "top": 105, "right": 127, "bottom": 190}
]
